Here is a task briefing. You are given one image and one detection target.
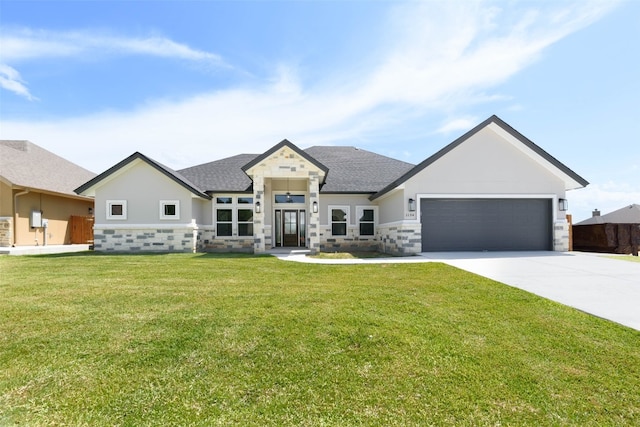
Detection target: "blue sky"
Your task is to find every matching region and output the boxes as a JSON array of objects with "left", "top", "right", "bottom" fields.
[{"left": 1, "top": 0, "right": 638, "bottom": 222}]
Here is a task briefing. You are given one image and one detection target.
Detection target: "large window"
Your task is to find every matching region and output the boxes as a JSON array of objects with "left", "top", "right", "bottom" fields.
[
  {"left": 330, "top": 207, "right": 348, "bottom": 236},
  {"left": 358, "top": 207, "right": 375, "bottom": 236},
  {"left": 106, "top": 200, "right": 127, "bottom": 220},
  {"left": 159, "top": 200, "right": 180, "bottom": 220},
  {"left": 215, "top": 196, "right": 254, "bottom": 237},
  {"left": 237, "top": 209, "right": 254, "bottom": 236},
  {"left": 216, "top": 209, "right": 233, "bottom": 236}
]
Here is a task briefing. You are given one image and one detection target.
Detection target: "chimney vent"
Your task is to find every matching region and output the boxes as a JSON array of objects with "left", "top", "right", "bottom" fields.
[{"left": 592, "top": 209, "right": 601, "bottom": 217}]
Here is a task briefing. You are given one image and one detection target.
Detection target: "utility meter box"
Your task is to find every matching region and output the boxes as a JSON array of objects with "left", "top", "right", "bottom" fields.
[{"left": 30, "top": 210, "right": 43, "bottom": 228}]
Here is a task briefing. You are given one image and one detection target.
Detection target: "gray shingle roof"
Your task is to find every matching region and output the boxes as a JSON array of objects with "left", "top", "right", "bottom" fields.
[
  {"left": 575, "top": 204, "right": 640, "bottom": 225},
  {"left": 179, "top": 154, "right": 258, "bottom": 193},
  {"left": 305, "top": 146, "right": 415, "bottom": 193},
  {"left": 0, "top": 140, "right": 96, "bottom": 196},
  {"left": 177, "top": 146, "right": 415, "bottom": 194}
]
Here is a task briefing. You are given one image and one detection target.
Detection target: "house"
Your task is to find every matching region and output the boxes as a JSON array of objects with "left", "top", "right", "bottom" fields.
[
  {"left": 74, "top": 115, "right": 589, "bottom": 255},
  {"left": 0, "top": 140, "right": 96, "bottom": 247},
  {"left": 573, "top": 205, "right": 640, "bottom": 255}
]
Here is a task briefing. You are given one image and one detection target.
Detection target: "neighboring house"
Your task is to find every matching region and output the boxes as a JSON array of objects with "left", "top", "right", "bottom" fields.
[
  {"left": 0, "top": 140, "right": 96, "bottom": 247},
  {"left": 573, "top": 204, "right": 640, "bottom": 255},
  {"left": 75, "top": 115, "right": 589, "bottom": 255},
  {"left": 574, "top": 204, "right": 640, "bottom": 225}
]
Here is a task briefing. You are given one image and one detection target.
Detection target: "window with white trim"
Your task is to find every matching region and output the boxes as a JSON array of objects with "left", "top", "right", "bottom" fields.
[
  {"left": 215, "top": 196, "right": 254, "bottom": 237},
  {"left": 159, "top": 200, "right": 180, "bottom": 220},
  {"left": 357, "top": 206, "right": 376, "bottom": 236},
  {"left": 106, "top": 200, "right": 127, "bottom": 220},
  {"left": 330, "top": 206, "right": 349, "bottom": 236}
]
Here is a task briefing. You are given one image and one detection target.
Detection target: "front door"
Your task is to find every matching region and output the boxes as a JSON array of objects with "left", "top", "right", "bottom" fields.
[
  {"left": 283, "top": 210, "right": 298, "bottom": 246},
  {"left": 275, "top": 209, "right": 307, "bottom": 247}
]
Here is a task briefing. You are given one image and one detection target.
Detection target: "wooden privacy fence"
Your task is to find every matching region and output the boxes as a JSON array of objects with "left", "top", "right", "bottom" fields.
[
  {"left": 70, "top": 215, "right": 94, "bottom": 245},
  {"left": 572, "top": 223, "right": 640, "bottom": 256}
]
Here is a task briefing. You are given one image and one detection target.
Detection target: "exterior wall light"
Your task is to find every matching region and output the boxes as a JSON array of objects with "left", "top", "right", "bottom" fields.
[
  {"left": 559, "top": 198, "right": 568, "bottom": 211},
  {"left": 312, "top": 201, "right": 318, "bottom": 213},
  {"left": 255, "top": 201, "right": 261, "bottom": 213},
  {"left": 408, "top": 198, "right": 416, "bottom": 212}
]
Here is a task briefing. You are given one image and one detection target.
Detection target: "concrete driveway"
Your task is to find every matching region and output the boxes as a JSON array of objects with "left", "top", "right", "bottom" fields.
[{"left": 420, "top": 251, "right": 640, "bottom": 331}]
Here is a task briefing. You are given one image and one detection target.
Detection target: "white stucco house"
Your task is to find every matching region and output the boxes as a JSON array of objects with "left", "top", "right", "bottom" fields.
[{"left": 75, "top": 115, "right": 588, "bottom": 255}]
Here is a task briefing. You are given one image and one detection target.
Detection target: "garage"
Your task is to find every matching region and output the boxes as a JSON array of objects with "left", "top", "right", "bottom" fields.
[{"left": 421, "top": 198, "right": 552, "bottom": 251}]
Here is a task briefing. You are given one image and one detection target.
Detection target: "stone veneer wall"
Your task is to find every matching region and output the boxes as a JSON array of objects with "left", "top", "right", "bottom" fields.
[
  {"left": 553, "top": 219, "right": 570, "bottom": 252},
  {"left": 0, "top": 217, "right": 12, "bottom": 247},
  {"left": 94, "top": 227, "right": 197, "bottom": 252},
  {"left": 317, "top": 225, "right": 388, "bottom": 254},
  {"left": 197, "top": 228, "right": 254, "bottom": 253},
  {"left": 377, "top": 222, "right": 422, "bottom": 256}
]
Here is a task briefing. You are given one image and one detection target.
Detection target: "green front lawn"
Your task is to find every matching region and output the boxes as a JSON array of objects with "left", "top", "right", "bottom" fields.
[{"left": 1, "top": 253, "right": 639, "bottom": 426}]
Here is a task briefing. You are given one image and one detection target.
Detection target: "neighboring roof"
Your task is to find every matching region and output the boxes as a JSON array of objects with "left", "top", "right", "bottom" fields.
[
  {"left": 305, "top": 146, "right": 415, "bottom": 193},
  {"left": 575, "top": 204, "right": 640, "bottom": 225},
  {"left": 75, "top": 152, "right": 211, "bottom": 199},
  {"left": 179, "top": 154, "right": 258, "bottom": 193},
  {"left": 0, "top": 140, "right": 96, "bottom": 197},
  {"left": 370, "top": 115, "right": 590, "bottom": 200}
]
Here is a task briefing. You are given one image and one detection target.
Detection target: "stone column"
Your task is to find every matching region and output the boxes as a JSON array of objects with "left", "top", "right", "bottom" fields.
[
  {"left": 0, "top": 217, "right": 12, "bottom": 247},
  {"left": 253, "top": 175, "right": 266, "bottom": 253},
  {"left": 308, "top": 173, "right": 321, "bottom": 254}
]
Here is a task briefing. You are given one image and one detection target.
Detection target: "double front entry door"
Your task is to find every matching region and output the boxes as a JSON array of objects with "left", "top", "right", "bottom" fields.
[{"left": 274, "top": 209, "right": 306, "bottom": 247}]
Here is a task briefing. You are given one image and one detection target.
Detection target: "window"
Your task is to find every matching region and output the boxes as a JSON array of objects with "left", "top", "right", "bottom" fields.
[
  {"left": 214, "top": 195, "right": 255, "bottom": 237},
  {"left": 330, "top": 207, "right": 348, "bottom": 236},
  {"left": 237, "top": 208, "right": 254, "bottom": 236},
  {"left": 216, "top": 209, "right": 233, "bottom": 236},
  {"left": 275, "top": 194, "right": 305, "bottom": 204},
  {"left": 159, "top": 200, "right": 180, "bottom": 220},
  {"left": 358, "top": 207, "right": 375, "bottom": 236},
  {"left": 106, "top": 200, "right": 127, "bottom": 220}
]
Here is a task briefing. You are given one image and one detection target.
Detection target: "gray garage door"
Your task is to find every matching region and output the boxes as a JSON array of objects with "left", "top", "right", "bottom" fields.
[{"left": 421, "top": 198, "right": 552, "bottom": 251}]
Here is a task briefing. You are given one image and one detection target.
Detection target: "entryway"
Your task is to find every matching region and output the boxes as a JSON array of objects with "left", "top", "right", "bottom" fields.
[{"left": 274, "top": 209, "right": 306, "bottom": 248}]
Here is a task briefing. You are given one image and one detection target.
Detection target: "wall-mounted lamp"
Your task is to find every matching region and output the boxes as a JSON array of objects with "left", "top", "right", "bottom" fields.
[
  {"left": 408, "top": 198, "right": 416, "bottom": 212},
  {"left": 312, "top": 201, "right": 318, "bottom": 214},
  {"left": 255, "top": 201, "right": 261, "bottom": 213},
  {"left": 558, "top": 198, "right": 568, "bottom": 211}
]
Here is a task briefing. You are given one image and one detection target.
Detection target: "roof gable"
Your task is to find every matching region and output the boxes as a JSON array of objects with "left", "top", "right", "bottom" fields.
[
  {"left": 241, "top": 139, "right": 329, "bottom": 181},
  {"left": 75, "top": 152, "right": 211, "bottom": 199},
  {"left": 0, "top": 140, "right": 96, "bottom": 197},
  {"left": 371, "top": 115, "right": 589, "bottom": 200}
]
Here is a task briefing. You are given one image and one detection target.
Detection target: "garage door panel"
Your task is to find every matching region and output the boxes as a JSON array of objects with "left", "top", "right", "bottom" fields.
[{"left": 421, "top": 199, "right": 552, "bottom": 251}]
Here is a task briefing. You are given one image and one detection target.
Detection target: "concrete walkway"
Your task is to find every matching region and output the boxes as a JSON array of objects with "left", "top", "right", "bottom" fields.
[
  {"left": 275, "top": 251, "right": 640, "bottom": 331},
  {"left": 0, "top": 244, "right": 91, "bottom": 255}
]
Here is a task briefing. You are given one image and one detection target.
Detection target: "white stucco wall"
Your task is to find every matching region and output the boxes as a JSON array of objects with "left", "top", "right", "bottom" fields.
[{"left": 94, "top": 160, "right": 198, "bottom": 226}]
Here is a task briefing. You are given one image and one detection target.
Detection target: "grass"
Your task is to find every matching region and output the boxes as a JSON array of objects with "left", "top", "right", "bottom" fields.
[
  {"left": 1, "top": 253, "right": 639, "bottom": 426},
  {"left": 605, "top": 255, "right": 640, "bottom": 263}
]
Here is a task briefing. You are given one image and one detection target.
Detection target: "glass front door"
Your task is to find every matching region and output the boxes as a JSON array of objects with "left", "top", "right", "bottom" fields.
[{"left": 275, "top": 209, "right": 306, "bottom": 247}]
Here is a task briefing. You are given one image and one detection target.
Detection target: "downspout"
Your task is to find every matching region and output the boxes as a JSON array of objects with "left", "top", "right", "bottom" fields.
[{"left": 13, "top": 189, "right": 29, "bottom": 247}]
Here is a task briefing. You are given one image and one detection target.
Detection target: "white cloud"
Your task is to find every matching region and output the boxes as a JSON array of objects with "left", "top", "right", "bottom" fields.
[
  {"left": 437, "top": 117, "right": 479, "bottom": 135},
  {"left": 569, "top": 181, "right": 640, "bottom": 223},
  {"left": 0, "top": 64, "right": 36, "bottom": 100},
  {"left": 0, "top": 1, "right": 620, "bottom": 173},
  {"left": 1, "top": 28, "right": 227, "bottom": 66}
]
